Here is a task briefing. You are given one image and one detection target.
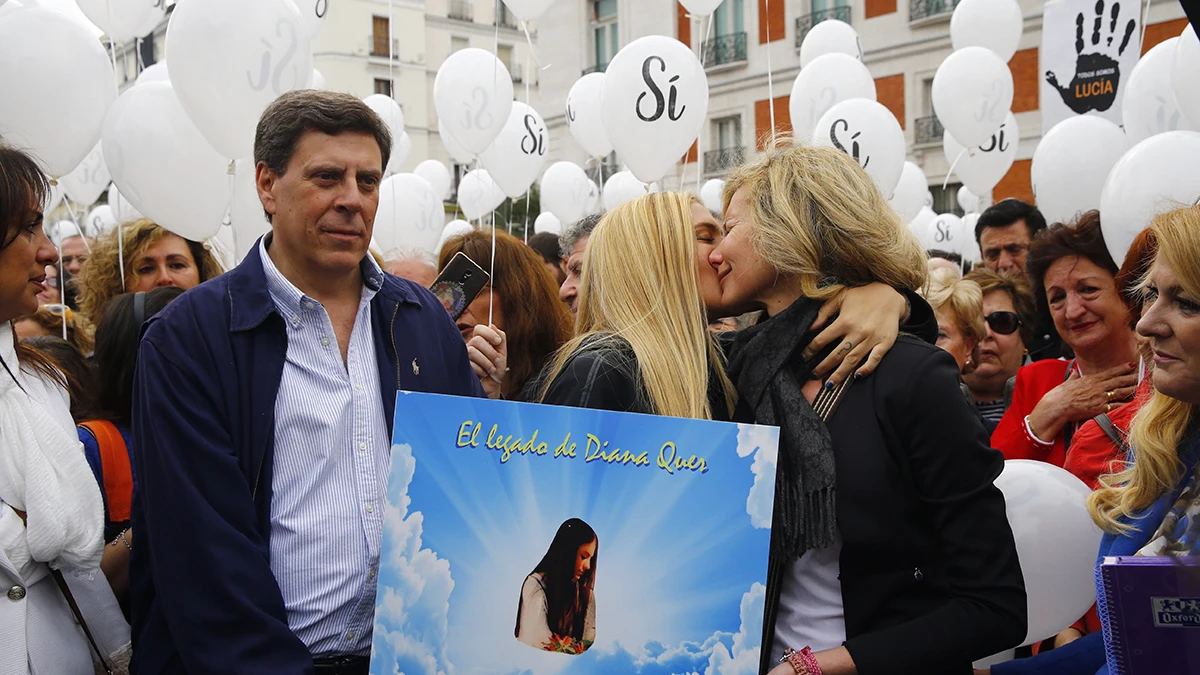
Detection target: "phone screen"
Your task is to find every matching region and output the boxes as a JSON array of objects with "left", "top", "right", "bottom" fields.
[{"left": 429, "top": 252, "right": 491, "bottom": 322}]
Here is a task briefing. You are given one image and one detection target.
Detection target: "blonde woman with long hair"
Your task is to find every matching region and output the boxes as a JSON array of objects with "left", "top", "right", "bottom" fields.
[
  {"left": 709, "top": 145, "right": 1026, "bottom": 675},
  {"left": 537, "top": 192, "right": 736, "bottom": 419}
]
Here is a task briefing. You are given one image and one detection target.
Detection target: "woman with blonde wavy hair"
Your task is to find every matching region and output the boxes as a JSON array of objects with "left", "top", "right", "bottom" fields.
[
  {"left": 981, "top": 207, "right": 1200, "bottom": 675},
  {"left": 710, "top": 145, "right": 1026, "bottom": 675},
  {"left": 74, "top": 218, "right": 224, "bottom": 323},
  {"left": 537, "top": 192, "right": 736, "bottom": 419}
]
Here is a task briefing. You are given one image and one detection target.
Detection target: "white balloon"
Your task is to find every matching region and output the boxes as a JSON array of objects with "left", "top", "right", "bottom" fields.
[
  {"left": 921, "top": 213, "right": 968, "bottom": 255},
  {"left": 229, "top": 158, "right": 271, "bottom": 263},
  {"left": 700, "top": 178, "right": 725, "bottom": 216},
  {"left": 1123, "top": 37, "right": 1194, "bottom": 145},
  {"left": 811, "top": 99, "right": 906, "bottom": 198},
  {"left": 995, "top": 461, "right": 1103, "bottom": 646},
  {"left": 602, "top": 171, "right": 651, "bottom": 212},
  {"left": 957, "top": 186, "right": 980, "bottom": 215},
  {"left": 539, "top": 162, "right": 593, "bottom": 224},
  {"left": 292, "top": 0, "right": 327, "bottom": 38},
  {"left": 1031, "top": 116, "right": 1130, "bottom": 227},
  {"left": 933, "top": 47, "right": 1014, "bottom": 149},
  {"left": 798, "top": 19, "right": 862, "bottom": 68},
  {"left": 75, "top": 0, "right": 163, "bottom": 42},
  {"left": 394, "top": 132, "right": 412, "bottom": 172},
  {"left": 601, "top": 36, "right": 708, "bottom": 183},
  {"left": 437, "top": 219, "right": 475, "bottom": 253},
  {"left": 86, "top": 205, "right": 117, "bottom": 237},
  {"left": 789, "top": 53, "right": 877, "bottom": 141},
  {"left": 440, "top": 127, "right": 476, "bottom": 164},
  {"left": 534, "top": 212, "right": 562, "bottom": 235},
  {"left": 889, "top": 162, "right": 928, "bottom": 224},
  {"left": 42, "top": 181, "right": 64, "bottom": 216},
  {"left": 415, "top": 160, "right": 452, "bottom": 201},
  {"left": 103, "top": 82, "right": 232, "bottom": 242},
  {"left": 129, "top": 1, "right": 166, "bottom": 37},
  {"left": 480, "top": 102, "right": 549, "bottom": 198},
  {"left": 363, "top": 95, "right": 406, "bottom": 175},
  {"left": 1173, "top": 27, "right": 1200, "bottom": 130},
  {"left": 0, "top": 6, "right": 117, "bottom": 177},
  {"left": 60, "top": 141, "right": 111, "bottom": 207},
  {"left": 961, "top": 215, "right": 982, "bottom": 264},
  {"left": 456, "top": 169, "right": 506, "bottom": 221},
  {"left": 208, "top": 224, "right": 237, "bottom": 272},
  {"left": 949, "top": 0, "right": 1022, "bottom": 62},
  {"left": 107, "top": 184, "right": 144, "bottom": 224},
  {"left": 1099, "top": 131, "right": 1200, "bottom": 265},
  {"left": 310, "top": 68, "right": 327, "bottom": 90},
  {"left": 500, "top": 0, "right": 555, "bottom": 21},
  {"left": 566, "top": 73, "right": 613, "bottom": 158},
  {"left": 51, "top": 220, "right": 81, "bottom": 247},
  {"left": 136, "top": 62, "right": 170, "bottom": 86},
  {"left": 167, "top": 0, "right": 313, "bottom": 159},
  {"left": 943, "top": 112, "right": 1019, "bottom": 194},
  {"left": 677, "top": 0, "right": 723, "bottom": 15},
  {"left": 433, "top": 48, "right": 514, "bottom": 155},
  {"left": 376, "top": 174, "right": 444, "bottom": 254},
  {"left": 909, "top": 206, "right": 937, "bottom": 240}
]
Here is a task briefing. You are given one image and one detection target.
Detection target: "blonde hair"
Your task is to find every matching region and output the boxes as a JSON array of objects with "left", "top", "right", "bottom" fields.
[
  {"left": 722, "top": 143, "right": 928, "bottom": 301},
  {"left": 922, "top": 266, "right": 986, "bottom": 372},
  {"left": 538, "top": 192, "right": 735, "bottom": 420},
  {"left": 1089, "top": 206, "right": 1200, "bottom": 534},
  {"left": 14, "top": 305, "right": 94, "bottom": 355},
  {"left": 75, "top": 218, "right": 224, "bottom": 322}
]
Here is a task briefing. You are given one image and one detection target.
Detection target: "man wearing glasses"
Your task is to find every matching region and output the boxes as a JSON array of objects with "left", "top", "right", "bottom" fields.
[{"left": 974, "top": 199, "right": 1063, "bottom": 361}]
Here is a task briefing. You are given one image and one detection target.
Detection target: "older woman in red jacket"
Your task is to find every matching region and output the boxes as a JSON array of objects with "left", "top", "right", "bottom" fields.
[{"left": 991, "top": 212, "right": 1139, "bottom": 467}]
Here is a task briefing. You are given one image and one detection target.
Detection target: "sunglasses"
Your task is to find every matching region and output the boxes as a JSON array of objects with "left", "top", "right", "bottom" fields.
[{"left": 985, "top": 311, "right": 1022, "bottom": 336}]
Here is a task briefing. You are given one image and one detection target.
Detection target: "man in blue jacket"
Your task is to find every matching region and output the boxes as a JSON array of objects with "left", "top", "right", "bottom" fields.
[{"left": 130, "top": 90, "right": 486, "bottom": 675}]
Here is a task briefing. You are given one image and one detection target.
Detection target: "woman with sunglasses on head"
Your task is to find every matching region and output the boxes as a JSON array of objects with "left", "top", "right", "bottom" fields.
[
  {"left": 0, "top": 145, "right": 129, "bottom": 673},
  {"left": 991, "top": 212, "right": 1140, "bottom": 469},
  {"left": 962, "top": 268, "right": 1038, "bottom": 434}
]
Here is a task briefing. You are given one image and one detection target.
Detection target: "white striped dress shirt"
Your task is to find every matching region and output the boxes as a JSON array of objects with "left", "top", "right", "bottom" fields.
[{"left": 259, "top": 240, "right": 391, "bottom": 656}]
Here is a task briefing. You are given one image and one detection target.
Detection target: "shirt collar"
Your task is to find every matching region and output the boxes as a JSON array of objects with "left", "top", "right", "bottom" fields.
[{"left": 258, "top": 236, "right": 385, "bottom": 316}]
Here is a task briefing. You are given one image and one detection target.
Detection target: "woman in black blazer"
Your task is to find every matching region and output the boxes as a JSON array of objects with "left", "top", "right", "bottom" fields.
[{"left": 710, "top": 145, "right": 1027, "bottom": 675}]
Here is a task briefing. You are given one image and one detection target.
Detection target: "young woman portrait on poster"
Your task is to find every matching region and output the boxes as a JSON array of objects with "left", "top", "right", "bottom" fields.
[{"left": 515, "top": 518, "right": 598, "bottom": 654}]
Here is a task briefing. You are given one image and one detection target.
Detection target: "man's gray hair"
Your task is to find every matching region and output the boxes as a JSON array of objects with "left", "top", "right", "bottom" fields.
[
  {"left": 382, "top": 245, "right": 436, "bottom": 267},
  {"left": 559, "top": 213, "right": 603, "bottom": 258}
]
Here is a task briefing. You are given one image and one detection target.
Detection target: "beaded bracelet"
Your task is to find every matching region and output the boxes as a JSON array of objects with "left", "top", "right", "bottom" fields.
[{"left": 780, "top": 647, "right": 822, "bottom": 675}]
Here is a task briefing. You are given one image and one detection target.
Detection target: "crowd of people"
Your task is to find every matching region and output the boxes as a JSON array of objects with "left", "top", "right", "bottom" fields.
[{"left": 0, "top": 87, "right": 1197, "bottom": 675}]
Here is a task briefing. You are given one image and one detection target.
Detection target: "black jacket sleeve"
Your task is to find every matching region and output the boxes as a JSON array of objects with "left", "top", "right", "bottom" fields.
[
  {"left": 539, "top": 346, "right": 650, "bottom": 415},
  {"left": 845, "top": 346, "right": 1028, "bottom": 674}
]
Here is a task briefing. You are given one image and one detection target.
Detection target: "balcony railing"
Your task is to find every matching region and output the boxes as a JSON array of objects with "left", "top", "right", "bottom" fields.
[
  {"left": 495, "top": 8, "right": 520, "bottom": 29},
  {"left": 910, "top": 0, "right": 961, "bottom": 23},
  {"left": 795, "top": 5, "right": 852, "bottom": 50},
  {"left": 582, "top": 62, "right": 608, "bottom": 75},
  {"left": 511, "top": 63, "right": 524, "bottom": 83},
  {"left": 448, "top": 0, "right": 472, "bottom": 21},
  {"left": 704, "top": 146, "right": 745, "bottom": 175},
  {"left": 701, "top": 32, "right": 748, "bottom": 69},
  {"left": 914, "top": 115, "right": 944, "bottom": 145},
  {"left": 369, "top": 35, "right": 399, "bottom": 58}
]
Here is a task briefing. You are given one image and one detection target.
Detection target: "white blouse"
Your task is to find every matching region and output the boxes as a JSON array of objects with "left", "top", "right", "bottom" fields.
[{"left": 516, "top": 573, "right": 596, "bottom": 651}]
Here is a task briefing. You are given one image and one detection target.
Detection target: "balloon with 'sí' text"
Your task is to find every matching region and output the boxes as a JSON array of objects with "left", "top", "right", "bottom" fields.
[
  {"left": 434, "top": 48, "right": 515, "bottom": 156},
  {"left": 566, "top": 73, "right": 613, "bottom": 159},
  {"left": 479, "top": 102, "right": 549, "bottom": 199},
  {"left": 811, "top": 99, "right": 906, "bottom": 199}
]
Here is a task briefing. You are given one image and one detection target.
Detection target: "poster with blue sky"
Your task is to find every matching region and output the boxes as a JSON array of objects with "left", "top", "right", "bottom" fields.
[{"left": 370, "top": 392, "right": 779, "bottom": 675}]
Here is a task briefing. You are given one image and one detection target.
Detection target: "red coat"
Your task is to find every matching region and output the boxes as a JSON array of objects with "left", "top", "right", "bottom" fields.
[
  {"left": 1064, "top": 378, "right": 1152, "bottom": 490},
  {"left": 992, "top": 359, "right": 1072, "bottom": 466}
]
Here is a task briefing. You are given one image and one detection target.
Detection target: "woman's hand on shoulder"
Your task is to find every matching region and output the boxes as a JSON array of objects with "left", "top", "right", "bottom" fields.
[
  {"left": 467, "top": 324, "right": 508, "bottom": 399},
  {"left": 803, "top": 283, "right": 907, "bottom": 386}
]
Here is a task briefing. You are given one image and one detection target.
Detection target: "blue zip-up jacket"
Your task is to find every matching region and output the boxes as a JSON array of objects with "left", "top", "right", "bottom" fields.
[
  {"left": 129, "top": 241, "right": 484, "bottom": 674},
  {"left": 992, "top": 439, "right": 1200, "bottom": 675}
]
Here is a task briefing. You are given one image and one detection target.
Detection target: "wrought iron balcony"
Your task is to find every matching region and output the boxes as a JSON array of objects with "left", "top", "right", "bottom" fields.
[
  {"left": 448, "top": 0, "right": 472, "bottom": 21},
  {"left": 495, "top": 6, "right": 520, "bottom": 29},
  {"left": 795, "top": 6, "right": 852, "bottom": 50},
  {"left": 369, "top": 35, "right": 399, "bottom": 58},
  {"left": 582, "top": 62, "right": 608, "bottom": 75},
  {"left": 914, "top": 115, "right": 945, "bottom": 145},
  {"left": 702, "top": 32, "right": 748, "bottom": 69},
  {"left": 704, "top": 146, "right": 745, "bottom": 175},
  {"left": 910, "top": 0, "right": 961, "bottom": 23}
]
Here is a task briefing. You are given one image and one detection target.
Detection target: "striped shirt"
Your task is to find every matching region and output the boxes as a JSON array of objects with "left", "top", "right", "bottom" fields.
[{"left": 260, "top": 239, "right": 390, "bottom": 656}]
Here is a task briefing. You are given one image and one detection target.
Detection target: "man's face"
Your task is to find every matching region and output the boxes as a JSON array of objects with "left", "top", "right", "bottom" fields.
[
  {"left": 559, "top": 235, "right": 588, "bottom": 313},
  {"left": 257, "top": 130, "right": 383, "bottom": 276},
  {"left": 59, "top": 236, "right": 90, "bottom": 276},
  {"left": 979, "top": 220, "right": 1033, "bottom": 274}
]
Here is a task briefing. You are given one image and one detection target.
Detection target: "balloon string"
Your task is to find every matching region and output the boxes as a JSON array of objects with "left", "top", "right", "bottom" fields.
[
  {"left": 226, "top": 161, "right": 238, "bottom": 263},
  {"left": 488, "top": 0, "right": 501, "bottom": 327},
  {"left": 62, "top": 199, "right": 92, "bottom": 254},
  {"left": 943, "top": 149, "right": 966, "bottom": 191},
  {"left": 518, "top": 20, "right": 549, "bottom": 72},
  {"left": 765, "top": 0, "right": 776, "bottom": 146},
  {"left": 388, "top": 0, "right": 395, "bottom": 94},
  {"left": 523, "top": 46, "right": 532, "bottom": 243},
  {"left": 695, "top": 13, "right": 713, "bottom": 194},
  {"left": 1138, "top": 0, "right": 1151, "bottom": 52},
  {"left": 117, "top": 212, "right": 126, "bottom": 293}
]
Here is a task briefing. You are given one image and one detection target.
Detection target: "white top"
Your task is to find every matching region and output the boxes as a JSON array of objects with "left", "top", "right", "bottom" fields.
[
  {"left": 516, "top": 573, "right": 596, "bottom": 651},
  {"left": 260, "top": 239, "right": 392, "bottom": 656},
  {"left": 772, "top": 541, "right": 847, "bottom": 660}
]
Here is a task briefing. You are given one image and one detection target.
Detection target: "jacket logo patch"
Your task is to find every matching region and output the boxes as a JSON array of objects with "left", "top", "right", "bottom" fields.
[{"left": 412, "top": 359, "right": 420, "bottom": 376}]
